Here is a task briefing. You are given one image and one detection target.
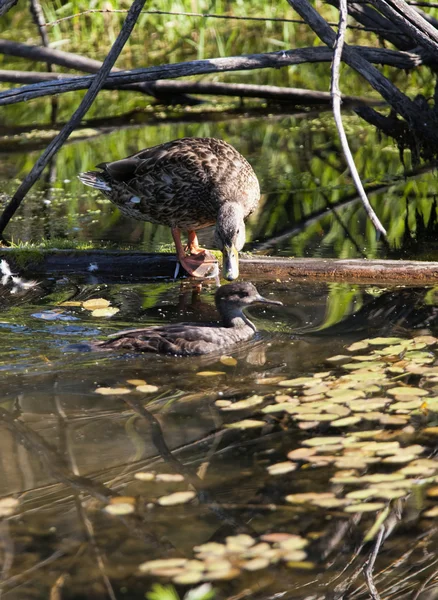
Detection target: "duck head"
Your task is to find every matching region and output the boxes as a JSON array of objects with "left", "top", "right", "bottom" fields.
[
  {"left": 214, "top": 203, "right": 246, "bottom": 281},
  {"left": 215, "top": 282, "right": 283, "bottom": 329}
]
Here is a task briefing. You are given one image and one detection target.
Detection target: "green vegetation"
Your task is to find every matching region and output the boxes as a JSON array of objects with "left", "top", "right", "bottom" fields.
[{"left": 2, "top": 2, "right": 438, "bottom": 260}]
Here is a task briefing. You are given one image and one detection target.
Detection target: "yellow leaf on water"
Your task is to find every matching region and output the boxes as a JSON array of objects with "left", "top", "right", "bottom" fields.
[
  {"left": 225, "top": 419, "right": 265, "bottom": 429},
  {"left": 134, "top": 472, "right": 155, "bottom": 481},
  {"left": 0, "top": 497, "right": 19, "bottom": 516},
  {"left": 267, "top": 462, "right": 297, "bottom": 476},
  {"left": 104, "top": 503, "right": 135, "bottom": 515},
  {"left": 221, "top": 395, "right": 264, "bottom": 411},
  {"left": 83, "top": 298, "right": 111, "bottom": 310},
  {"left": 139, "top": 558, "right": 188, "bottom": 573},
  {"left": 136, "top": 384, "right": 159, "bottom": 393},
  {"left": 155, "top": 474, "right": 184, "bottom": 482},
  {"left": 220, "top": 356, "right": 237, "bottom": 366},
  {"left": 344, "top": 502, "right": 386, "bottom": 513},
  {"left": 127, "top": 379, "right": 147, "bottom": 386},
  {"left": 91, "top": 307, "right": 119, "bottom": 317},
  {"left": 157, "top": 491, "right": 196, "bottom": 506},
  {"left": 95, "top": 387, "right": 131, "bottom": 395},
  {"left": 388, "top": 387, "right": 428, "bottom": 397},
  {"left": 197, "top": 371, "right": 226, "bottom": 377},
  {"left": 347, "top": 341, "right": 370, "bottom": 351}
]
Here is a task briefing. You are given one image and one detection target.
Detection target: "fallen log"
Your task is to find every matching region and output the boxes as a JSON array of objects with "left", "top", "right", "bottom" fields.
[{"left": 2, "top": 250, "right": 438, "bottom": 285}]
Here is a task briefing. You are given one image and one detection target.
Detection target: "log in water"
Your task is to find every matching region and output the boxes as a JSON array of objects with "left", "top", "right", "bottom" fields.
[{"left": 1, "top": 249, "right": 438, "bottom": 284}]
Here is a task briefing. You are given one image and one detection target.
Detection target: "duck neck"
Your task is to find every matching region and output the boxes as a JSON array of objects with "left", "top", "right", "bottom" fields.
[{"left": 219, "top": 305, "right": 257, "bottom": 331}]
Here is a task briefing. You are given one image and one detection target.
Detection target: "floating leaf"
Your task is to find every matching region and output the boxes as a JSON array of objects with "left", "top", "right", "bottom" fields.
[
  {"left": 388, "top": 387, "right": 428, "bottom": 397},
  {"left": 134, "top": 472, "right": 155, "bottom": 481},
  {"left": 278, "top": 377, "right": 317, "bottom": 387},
  {"left": 221, "top": 395, "right": 264, "bottom": 411},
  {"left": 368, "top": 337, "right": 406, "bottom": 346},
  {"left": 277, "top": 536, "right": 308, "bottom": 551},
  {"left": 267, "top": 462, "right": 297, "bottom": 475},
  {"left": 326, "top": 389, "right": 365, "bottom": 401},
  {"left": 347, "top": 341, "right": 370, "bottom": 351},
  {"left": 326, "top": 355, "right": 351, "bottom": 364},
  {"left": 155, "top": 474, "right": 185, "bottom": 482},
  {"left": 295, "top": 413, "right": 338, "bottom": 421},
  {"left": 173, "top": 572, "right": 203, "bottom": 584},
  {"left": 242, "top": 557, "right": 270, "bottom": 571},
  {"left": 225, "top": 535, "right": 255, "bottom": 550},
  {"left": 414, "top": 336, "right": 437, "bottom": 345},
  {"left": 286, "top": 492, "right": 335, "bottom": 504},
  {"left": 342, "top": 362, "right": 385, "bottom": 370},
  {"left": 139, "top": 558, "right": 188, "bottom": 573},
  {"left": 83, "top": 298, "right": 110, "bottom": 310},
  {"left": 91, "top": 307, "right": 119, "bottom": 317},
  {"left": 104, "top": 502, "right": 135, "bottom": 515},
  {"left": 303, "top": 436, "right": 346, "bottom": 447},
  {"left": 204, "top": 567, "right": 240, "bottom": 581},
  {"left": 0, "top": 497, "right": 19, "bottom": 516},
  {"left": 95, "top": 387, "right": 131, "bottom": 395},
  {"left": 225, "top": 419, "right": 265, "bottom": 429},
  {"left": 220, "top": 356, "right": 237, "bottom": 366},
  {"left": 423, "top": 506, "right": 438, "bottom": 518},
  {"left": 287, "top": 447, "right": 317, "bottom": 460},
  {"left": 215, "top": 400, "right": 232, "bottom": 408},
  {"left": 194, "top": 543, "right": 227, "bottom": 558},
  {"left": 157, "top": 491, "right": 196, "bottom": 506},
  {"left": 344, "top": 502, "right": 386, "bottom": 513},
  {"left": 331, "top": 416, "right": 362, "bottom": 427},
  {"left": 127, "top": 379, "right": 147, "bottom": 386},
  {"left": 196, "top": 371, "right": 226, "bottom": 377},
  {"left": 136, "top": 384, "right": 159, "bottom": 393},
  {"left": 360, "top": 473, "right": 406, "bottom": 483}
]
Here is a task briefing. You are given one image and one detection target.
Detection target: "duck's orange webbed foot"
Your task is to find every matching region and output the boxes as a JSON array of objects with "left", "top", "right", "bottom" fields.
[{"left": 172, "top": 228, "right": 218, "bottom": 278}]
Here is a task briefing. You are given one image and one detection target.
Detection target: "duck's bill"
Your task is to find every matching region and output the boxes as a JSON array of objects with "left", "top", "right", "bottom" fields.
[
  {"left": 255, "top": 295, "right": 283, "bottom": 306},
  {"left": 222, "top": 245, "right": 240, "bottom": 281}
]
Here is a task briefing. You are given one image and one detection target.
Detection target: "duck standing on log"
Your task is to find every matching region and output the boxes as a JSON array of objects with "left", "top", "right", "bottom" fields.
[
  {"left": 78, "top": 137, "right": 260, "bottom": 280},
  {"left": 89, "top": 282, "right": 282, "bottom": 355}
]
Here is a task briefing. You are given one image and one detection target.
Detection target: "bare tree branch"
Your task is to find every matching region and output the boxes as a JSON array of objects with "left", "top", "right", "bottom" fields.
[
  {"left": 0, "top": 0, "right": 148, "bottom": 237},
  {"left": 331, "top": 0, "right": 386, "bottom": 235},
  {"left": 0, "top": 45, "right": 429, "bottom": 107}
]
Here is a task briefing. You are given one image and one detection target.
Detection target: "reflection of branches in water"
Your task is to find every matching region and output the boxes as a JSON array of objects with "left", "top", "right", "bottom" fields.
[
  {"left": 0, "top": 107, "right": 315, "bottom": 154},
  {"left": 53, "top": 387, "right": 117, "bottom": 600},
  {"left": 307, "top": 154, "right": 367, "bottom": 257},
  {"left": 0, "top": 407, "right": 114, "bottom": 501},
  {"left": 363, "top": 527, "right": 385, "bottom": 600},
  {"left": 250, "top": 162, "right": 435, "bottom": 253},
  {"left": 123, "top": 395, "right": 253, "bottom": 533}
]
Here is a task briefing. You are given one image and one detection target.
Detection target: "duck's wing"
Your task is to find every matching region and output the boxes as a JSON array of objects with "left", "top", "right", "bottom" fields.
[{"left": 95, "top": 323, "right": 234, "bottom": 356}]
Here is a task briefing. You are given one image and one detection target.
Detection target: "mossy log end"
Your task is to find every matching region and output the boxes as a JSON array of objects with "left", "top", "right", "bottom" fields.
[{"left": 1, "top": 249, "right": 438, "bottom": 285}]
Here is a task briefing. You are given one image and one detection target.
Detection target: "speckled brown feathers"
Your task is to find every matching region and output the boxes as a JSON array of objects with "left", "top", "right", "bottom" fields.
[
  {"left": 79, "top": 137, "right": 260, "bottom": 230},
  {"left": 91, "top": 282, "right": 282, "bottom": 356}
]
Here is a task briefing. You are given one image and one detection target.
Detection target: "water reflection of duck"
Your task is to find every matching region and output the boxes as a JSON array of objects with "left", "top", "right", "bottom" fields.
[
  {"left": 93, "top": 282, "right": 282, "bottom": 355},
  {"left": 78, "top": 138, "right": 260, "bottom": 280}
]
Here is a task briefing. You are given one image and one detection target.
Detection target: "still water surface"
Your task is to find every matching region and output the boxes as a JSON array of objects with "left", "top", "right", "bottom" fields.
[{"left": 1, "top": 275, "right": 438, "bottom": 599}]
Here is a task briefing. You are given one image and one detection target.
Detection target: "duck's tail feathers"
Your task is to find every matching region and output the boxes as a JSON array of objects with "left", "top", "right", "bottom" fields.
[{"left": 78, "top": 171, "right": 112, "bottom": 192}]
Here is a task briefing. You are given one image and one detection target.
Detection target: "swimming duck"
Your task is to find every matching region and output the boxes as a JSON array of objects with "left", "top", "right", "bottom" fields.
[
  {"left": 78, "top": 137, "right": 260, "bottom": 280},
  {"left": 92, "top": 282, "right": 281, "bottom": 355}
]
